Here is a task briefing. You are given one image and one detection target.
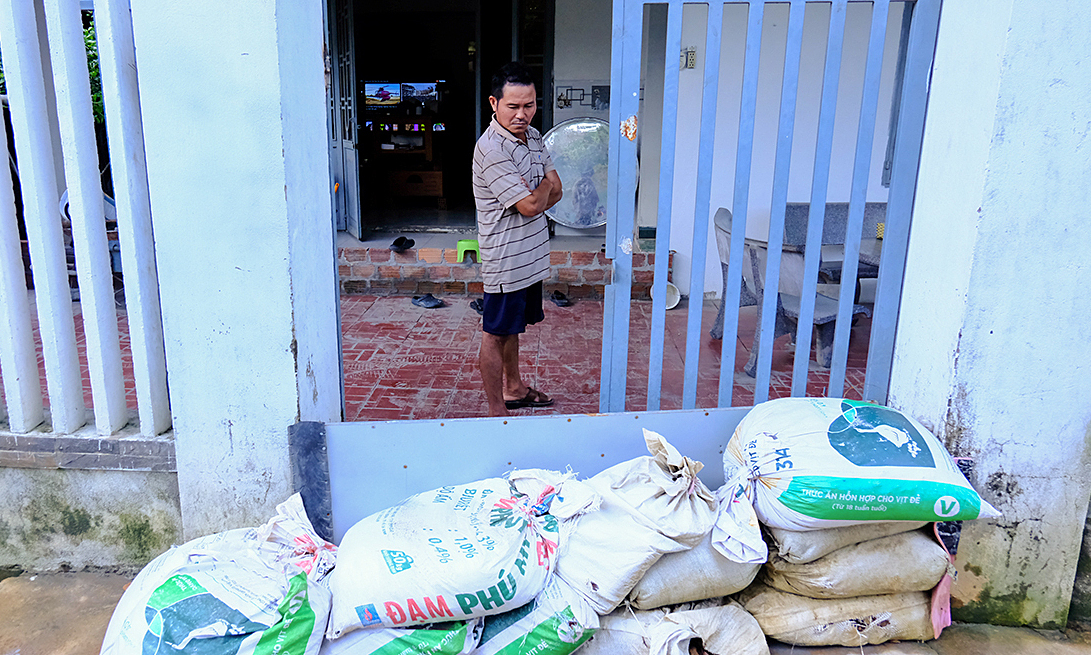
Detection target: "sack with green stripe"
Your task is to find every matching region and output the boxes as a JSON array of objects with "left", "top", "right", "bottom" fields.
[
  {"left": 717, "top": 398, "right": 999, "bottom": 564},
  {"left": 101, "top": 494, "right": 336, "bottom": 655},
  {"left": 318, "top": 618, "right": 482, "bottom": 655}
]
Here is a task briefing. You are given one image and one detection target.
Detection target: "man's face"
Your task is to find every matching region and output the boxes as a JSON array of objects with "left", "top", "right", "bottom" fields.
[{"left": 489, "top": 83, "right": 536, "bottom": 139}]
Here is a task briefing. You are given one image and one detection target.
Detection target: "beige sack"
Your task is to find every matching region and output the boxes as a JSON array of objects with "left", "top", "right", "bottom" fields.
[
  {"left": 762, "top": 529, "right": 948, "bottom": 599},
  {"left": 766, "top": 521, "right": 928, "bottom": 564},
  {"left": 580, "top": 601, "right": 768, "bottom": 655},
  {"left": 737, "top": 582, "right": 934, "bottom": 647},
  {"left": 650, "top": 601, "right": 769, "bottom": 655},
  {"left": 629, "top": 532, "right": 760, "bottom": 610},
  {"left": 576, "top": 606, "right": 667, "bottom": 655},
  {"left": 555, "top": 430, "right": 717, "bottom": 614}
]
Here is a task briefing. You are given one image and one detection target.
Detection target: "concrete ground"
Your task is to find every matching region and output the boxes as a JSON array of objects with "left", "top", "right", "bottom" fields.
[{"left": 1, "top": 572, "right": 1089, "bottom": 655}]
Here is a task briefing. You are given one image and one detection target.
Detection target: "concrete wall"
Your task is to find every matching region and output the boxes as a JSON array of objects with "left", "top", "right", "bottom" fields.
[
  {"left": 0, "top": 468, "right": 181, "bottom": 571},
  {"left": 129, "top": 0, "right": 341, "bottom": 538},
  {"left": 1072, "top": 506, "right": 1091, "bottom": 627},
  {"left": 889, "top": 0, "right": 1091, "bottom": 628}
]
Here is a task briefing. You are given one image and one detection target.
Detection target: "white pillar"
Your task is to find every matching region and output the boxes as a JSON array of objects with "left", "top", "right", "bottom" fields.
[
  {"left": 890, "top": 0, "right": 1091, "bottom": 628},
  {"left": 129, "top": 0, "right": 341, "bottom": 536}
]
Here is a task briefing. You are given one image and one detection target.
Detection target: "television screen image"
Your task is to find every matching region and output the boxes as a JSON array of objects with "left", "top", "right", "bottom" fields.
[
  {"left": 401, "top": 82, "right": 439, "bottom": 102},
  {"left": 364, "top": 83, "right": 401, "bottom": 107}
]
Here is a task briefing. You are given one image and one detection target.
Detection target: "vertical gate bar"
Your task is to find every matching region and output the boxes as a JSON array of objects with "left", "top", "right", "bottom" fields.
[
  {"left": 680, "top": 0, "right": 725, "bottom": 409},
  {"left": 598, "top": 0, "right": 628, "bottom": 410},
  {"left": 646, "top": 0, "right": 684, "bottom": 411},
  {"left": 0, "top": 111, "right": 45, "bottom": 432},
  {"left": 864, "top": 0, "right": 942, "bottom": 402},
  {"left": 601, "top": 0, "right": 642, "bottom": 412},
  {"left": 791, "top": 0, "right": 848, "bottom": 396},
  {"left": 827, "top": 0, "right": 890, "bottom": 397},
  {"left": 753, "top": 0, "right": 807, "bottom": 404},
  {"left": 598, "top": 282, "right": 616, "bottom": 413},
  {"left": 96, "top": 0, "right": 172, "bottom": 435},
  {"left": 603, "top": 0, "right": 626, "bottom": 262},
  {"left": 0, "top": 1, "right": 87, "bottom": 434},
  {"left": 44, "top": 0, "right": 128, "bottom": 434},
  {"left": 716, "top": 1, "right": 765, "bottom": 408}
]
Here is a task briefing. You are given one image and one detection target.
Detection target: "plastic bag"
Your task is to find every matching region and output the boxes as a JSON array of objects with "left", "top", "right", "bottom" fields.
[
  {"left": 554, "top": 429, "right": 717, "bottom": 614},
  {"left": 719, "top": 398, "right": 999, "bottom": 563},
  {"left": 101, "top": 494, "right": 336, "bottom": 655},
  {"left": 318, "top": 619, "right": 482, "bottom": 655},
  {"left": 327, "top": 475, "right": 568, "bottom": 637}
]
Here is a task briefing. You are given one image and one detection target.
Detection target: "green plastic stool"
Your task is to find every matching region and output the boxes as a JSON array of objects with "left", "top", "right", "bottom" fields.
[{"left": 456, "top": 238, "right": 480, "bottom": 263}]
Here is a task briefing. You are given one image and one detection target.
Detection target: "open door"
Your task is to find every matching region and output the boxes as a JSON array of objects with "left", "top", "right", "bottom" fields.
[{"left": 328, "top": 0, "right": 361, "bottom": 238}]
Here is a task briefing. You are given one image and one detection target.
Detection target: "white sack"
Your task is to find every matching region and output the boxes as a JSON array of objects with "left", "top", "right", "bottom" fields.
[
  {"left": 328, "top": 475, "right": 575, "bottom": 637},
  {"left": 766, "top": 521, "right": 927, "bottom": 564},
  {"left": 579, "top": 600, "right": 767, "bottom": 655},
  {"left": 649, "top": 601, "right": 768, "bottom": 655},
  {"left": 554, "top": 430, "right": 717, "bottom": 614},
  {"left": 629, "top": 531, "right": 759, "bottom": 610},
  {"left": 101, "top": 494, "right": 336, "bottom": 655},
  {"left": 762, "top": 529, "right": 949, "bottom": 599},
  {"left": 737, "top": 582, "right": 934, "bottom": 647},
  {"left": 576, "top": 606, "right": 667, "bottom": 655},
  {"left": 319, "top": 619, "right": 482, "bottom": 655},
  {"left": 475, "top": 578, "right": 598, "bottom": 655},
  {"left": 720, "top": 398, "right": 999, "bottom": 563}
]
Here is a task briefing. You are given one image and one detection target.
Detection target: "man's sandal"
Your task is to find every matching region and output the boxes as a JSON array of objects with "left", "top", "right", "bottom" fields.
[{"left": 505, "top": 387, "right": 554, "bottom": 409}]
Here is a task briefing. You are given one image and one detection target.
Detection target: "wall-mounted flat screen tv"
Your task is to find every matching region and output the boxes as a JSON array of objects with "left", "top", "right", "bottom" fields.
[
  {"left": 400, "top": 82, "right": 440, "bottom": 102},
  {"left": 364, "top": 82, "right": 401, "bottom": 108}
]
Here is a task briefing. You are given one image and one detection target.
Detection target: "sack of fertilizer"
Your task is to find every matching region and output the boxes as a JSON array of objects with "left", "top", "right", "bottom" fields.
[
  {"left": 319, "top": 619, "right": 482, "bottom": 655},
  {"left": 628, "top": 487, "right": 759, "bottom": 610},
  {"left": 578, "top": 599, "right": 767, "bottom": 655},
  {"left": 761, "top": 528, "right": 950, "bottom": 599},
  {"left": 475, "top": 577, "right": 598, "bottom": 655},
  {"left": 737, "top": 582, "right": 934, "bottom": 646},
  {"left": 553, "top": 429, "right": 718, "bottom": 615},
  {"left": 328, "top": 473, "right": 590, "bottom": 638},
  {"left": 101, "top": 494, "right": 336, "bottom": 655},
  {"left": 765, "top": 520, "right": 928, "bottom": 564},
  {"left": 718, "top": 398, "right": 999, "bottom": 563}
]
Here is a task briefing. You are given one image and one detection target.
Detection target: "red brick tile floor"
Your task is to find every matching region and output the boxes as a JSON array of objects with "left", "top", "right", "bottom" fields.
[
  {"left": 4, "top": 293, "right": 869, "bottom": 424},
  {"left": 341, "top": 294, "right": 870, "bottom": 422}
]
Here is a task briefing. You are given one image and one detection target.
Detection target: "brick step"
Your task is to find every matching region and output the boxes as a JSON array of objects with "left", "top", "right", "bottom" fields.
[{"left": 337, "top": 245, "right": 670, "bottom": 300}]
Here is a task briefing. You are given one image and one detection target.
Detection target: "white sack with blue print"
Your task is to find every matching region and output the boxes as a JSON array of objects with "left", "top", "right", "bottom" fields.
[{"left": 716, "top": 398, "right": 999, "bottom": 563}]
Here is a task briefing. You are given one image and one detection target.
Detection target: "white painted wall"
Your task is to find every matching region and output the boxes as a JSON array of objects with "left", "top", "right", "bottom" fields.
[
  {"left": 555, "top": 1, "right": 903, "bottom": 296},
  {"left": 890, "top": 0, "right": 1091, "bottom": 627},
  {"left": 129, "top": 0, "right": 341, "bottom": 536}
]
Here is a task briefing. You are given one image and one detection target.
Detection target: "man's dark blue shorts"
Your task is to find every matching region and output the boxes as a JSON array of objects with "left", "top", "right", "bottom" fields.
[{"left": 482, "top": 281, "right": 545, "bottom": 335}]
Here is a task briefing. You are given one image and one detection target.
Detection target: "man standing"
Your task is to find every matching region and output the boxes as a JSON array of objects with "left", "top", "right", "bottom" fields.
[{"left": 472, "top": 62, "right": 563, "bottom": 416}]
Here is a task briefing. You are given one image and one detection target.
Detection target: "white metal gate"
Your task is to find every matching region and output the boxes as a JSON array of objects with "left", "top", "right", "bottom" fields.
[{"left": 599, "top": 0, "right": 941, "bottom": 412}]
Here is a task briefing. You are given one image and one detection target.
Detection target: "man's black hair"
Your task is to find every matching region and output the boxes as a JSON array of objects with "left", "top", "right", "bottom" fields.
[{"left": 491, "top": 62, "right": 535, "bottom": 100}]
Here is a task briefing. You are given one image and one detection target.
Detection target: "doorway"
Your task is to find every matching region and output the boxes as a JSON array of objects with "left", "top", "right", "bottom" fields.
[{"left": 339, "top": 0, "right": 555, "bottom": 237}]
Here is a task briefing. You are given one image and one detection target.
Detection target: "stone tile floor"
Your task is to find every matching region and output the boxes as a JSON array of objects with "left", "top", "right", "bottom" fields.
[
  {"left": 340, "top": 294, "right": 870, "bottom": 422},
  {"left": 2, "top": 293, "right": 871, "bottom": 426}
]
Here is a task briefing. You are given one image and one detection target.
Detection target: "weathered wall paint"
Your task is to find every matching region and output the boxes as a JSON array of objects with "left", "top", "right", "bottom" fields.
[
  {"left": 890, "top": 0, "right": 1091, "bottom": 628},
  {"left": 128, "top": 0, "right": 341, "bottom": 538},
  {"left": 1072, "top": 485, "right": 1091, "bottom": 626},
  {"left": 0, "top": 468, "right": 181, "bottom": 571}
]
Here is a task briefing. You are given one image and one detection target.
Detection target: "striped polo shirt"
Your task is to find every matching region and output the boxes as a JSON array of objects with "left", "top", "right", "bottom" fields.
[{"left": 472, "top": 116, "right": 556, "bottom": 293}]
